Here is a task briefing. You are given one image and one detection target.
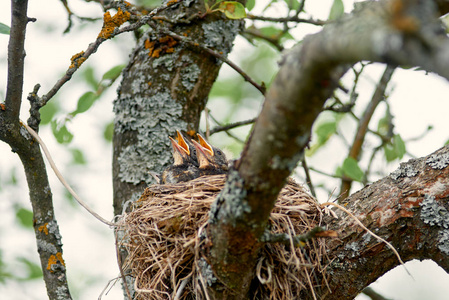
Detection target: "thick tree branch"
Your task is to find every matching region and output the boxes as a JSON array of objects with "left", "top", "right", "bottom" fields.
[
  {"left": 324, "top": 144, "right": 449, "bottom": 299},
  {"left": 206, "top": 0, "right": 449, "bottom": 298}
]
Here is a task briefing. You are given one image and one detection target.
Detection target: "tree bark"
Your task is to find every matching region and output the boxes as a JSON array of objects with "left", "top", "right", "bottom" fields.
[
  {"left": 324, "top": 144, "right": 449, "bottom": 299},
  {"left": 205, "top": 0, "right": 449, "bottom": 298},
  {"left": 112, "top": 0, "right": 244, "bottom": 216},
  {"left": 1, "top": 1, "right": 72, "bottom": 298}
]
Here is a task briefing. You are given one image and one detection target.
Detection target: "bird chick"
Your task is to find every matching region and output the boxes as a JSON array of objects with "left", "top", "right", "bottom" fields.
[
  {"left": 162, "top": 136, "right": 199, "bottom": 184},
  {"left": 175, "top": 130, "right": 198, "bottom": 167},
  {"left": 191, "top": 134, "right": 228, "bottom": 176}
]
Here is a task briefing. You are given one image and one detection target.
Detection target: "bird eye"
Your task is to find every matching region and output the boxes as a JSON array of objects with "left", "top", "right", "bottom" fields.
[{"left": 216, "top": 150, "right": 222, "bottom": 155}]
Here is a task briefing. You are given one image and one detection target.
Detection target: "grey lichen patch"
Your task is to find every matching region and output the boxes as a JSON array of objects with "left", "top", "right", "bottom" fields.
[
  {"left": 438, "top": 231, "right": 449, "bottom": 255},
  {"left": 390, "top": 162, "right": 418, "bottom": 180},
  {"left": 181, "top": 63, "right": 201, "bottom": 91},
  {"left": 47, "top": 220, "right": 62, "bottom": 245},
  {"left": 426, "top": 152, "right": 449, "bottom": 170},
  {"left": 37, "top": 239, "right": 57, "bottom": 254},
  {"left": 19, "top": 125, "right": 31, "bottom": 140},
  {"left": 152, "top": 54, "right": 177, "bottom": 71},
  {"left": 198, "top": 257, "right": 217, "bottom": 286},
  {"left": 420, "top": 194, "right": 449, "bottom": 228},
  {"left": 114, "top": 91, "right": 187, "bottom": 185},
  {"left": 209, "top": 169, "right": 250, "bottom": 226},
  {"left": 344, "top": 241, "right": 360, "bottom": 257},
  {"left": 202, "top": 19, "right": 241, "bottom": 57},
  {"left": 56, "top": 285, "right": 70, "bottom": 300},
  {"left": 271, "top": 151, "right": 304, "bottom": 172}
]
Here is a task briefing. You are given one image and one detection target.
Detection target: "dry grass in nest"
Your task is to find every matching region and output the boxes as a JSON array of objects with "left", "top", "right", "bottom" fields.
[{"left": 117, "top": 174, "right": 330, "bottom": 300}]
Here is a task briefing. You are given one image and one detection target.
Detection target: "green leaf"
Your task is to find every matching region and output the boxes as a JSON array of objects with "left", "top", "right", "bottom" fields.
[
  {"left": 17, "top": 257, "right": 43, "bottom": 280},
  {"left": 15, "top": 207, "right": 33, "bottom": 228},
  {"left": 0, "top": 250, "right": 14, "bottom": 283},
  {"left": 103, "top": 121, "right": 114, "bottom": 142},
  {"left": 308, "top": 120, "right": 337, "bottom": 155},
  {"left": 284, "top": 0, "right": 300, "bottom": 11},
  {"left": 82, "top": 66, "right": 98, "bottom": 90},
  {"left": 246, "top": 0, "right": 255, "bottom": 11},
  {"left": 101, "top": 64, "right": 125, "bottom": 81},
  {"left": 342, "top": 157, "right": 364, "bottom": 182},
  {"left": 0, "top": 22, "right": 10, "bottom": 35},
  {"left": 377, "top": 116, "right": 390, "bottom": 136},
  {"left": 40, "top": 101, "right": 58, "bottom": 125},
  {"left": 393, "top": 134, "right": 406, "bottom": 159},
  {"left": 70, "top": 148, "right": 87, "bottom": 165},
  {"left": 51, "top": 120, "right": 74, "bottom": 144},
  {"left": 71, "top": 91, "right": 98, "bottom": 116},
  {"left": 328, "top": 0, "right": 344, "bottom": 20},
  {"left": 219, "top": 1, "right": 247, "bottom": 19},
  {"left": 383, "top": 144, "right": 397, "bottom": 162}
]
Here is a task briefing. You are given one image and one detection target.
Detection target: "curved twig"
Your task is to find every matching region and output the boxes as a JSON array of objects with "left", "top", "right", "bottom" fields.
[{"left": 21, "top": 121, "right": 116, "bottom": 227}]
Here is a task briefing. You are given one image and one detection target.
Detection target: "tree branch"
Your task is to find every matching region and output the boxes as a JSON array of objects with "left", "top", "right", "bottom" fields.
[
  {"left": 206, "top": 0, "right": 449, "bottom": 298},
  {"left": 339, "top": 65, "right": 396, "bottom": 199},
  {"left": 324, "top": 144, "right": 449, "bottom": 299},
  {"left": 5, "top": 0, "right": 30, "bottom": 121}
]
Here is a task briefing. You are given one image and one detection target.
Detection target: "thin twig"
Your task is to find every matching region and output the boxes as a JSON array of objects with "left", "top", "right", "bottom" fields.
[
  {"left": 208, "top": 113, "right": 245, "bottom": 143},
  {"left": 209, "top": 117, "right": 256, "bottom": 135},
  {"left": 247, "top": 13, "right": 328, "bottom": 26},
  {"left": 301, "top": 157, "right": 317, "bottom": 198},
  {"left": 154, "top": 26, "right": 266, "bottom": 95},
  {"left": 39, "top": 5, "right": 169, "bottom": 107},
  {"left": 339, "top": 65, "right": 395, "bottom": 199},
  {"left": 21, "top": 121, "right": 116, "bottom": 227},
  {"left": 115, "top": 230, "right": 132, "bottom": 300}
]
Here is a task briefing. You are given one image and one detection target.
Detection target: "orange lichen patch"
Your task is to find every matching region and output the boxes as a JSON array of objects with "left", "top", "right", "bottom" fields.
[
  {"left": 38, "top": 223, "right": 49, "bottom": 235},
  {"left": 187, "top": 130, "right": 196, "bottom": 138},
  {"left": 389, "top": 0, "right": 419, "bottom": 33},
  {"left": 145, "top": 35, "right": 178, "bottom": 58},
  {"left": 97, "top": 7, "right": 131, "bottom": 40},
  {"left": 47, "top": 252, "right": 65, "bottom": 272},
  {"left": 69, "top": 51, "right": 86, "bottom": 69},
  {"left": 0, "top": 103, "right": 5, "bottom": 111},
  {"left": 167, "top": 0, "right": 180, "bottom": 6}
]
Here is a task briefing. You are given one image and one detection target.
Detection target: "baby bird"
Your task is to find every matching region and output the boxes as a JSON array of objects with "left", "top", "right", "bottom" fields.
[
  {"left": 175, "top": 130, "right": 198, "bottom": 167},
  {"left": 162, "top": 135, "right": 199, "bottom": 184},
  {"left": 191, "top": 134, "right": 229, "bottom": 176}
]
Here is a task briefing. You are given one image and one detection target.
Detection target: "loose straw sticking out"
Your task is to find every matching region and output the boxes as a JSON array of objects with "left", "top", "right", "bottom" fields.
[
  {"left": 321, "top": 201, "right": 411, "bottom": 276},
  {"left": 21, "top": 121, "right": 115, "bottom": 227}
]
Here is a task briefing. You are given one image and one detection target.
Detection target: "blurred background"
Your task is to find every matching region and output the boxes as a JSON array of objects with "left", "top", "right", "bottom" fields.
[{"left": 1, "top": 0, "right": 449, "bottom": 299}]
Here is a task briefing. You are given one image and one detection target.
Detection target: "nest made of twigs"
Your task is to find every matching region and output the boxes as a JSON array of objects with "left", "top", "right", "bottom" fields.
[{"left": 118, "top": 174, "right": 330, "bottom": 300}]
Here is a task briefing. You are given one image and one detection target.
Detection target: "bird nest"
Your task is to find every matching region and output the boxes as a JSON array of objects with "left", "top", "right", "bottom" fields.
[{"left": 117, "top": 174, "right": 330, "bottom": 300}]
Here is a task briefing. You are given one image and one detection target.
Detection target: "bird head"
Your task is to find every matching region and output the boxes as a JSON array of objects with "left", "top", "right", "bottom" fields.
[
  {"left": 169, "top": 136, "right": 190, "bottom": 166},
  {"left": 192, "top": 134, "right": 228, "bottom": 171}
]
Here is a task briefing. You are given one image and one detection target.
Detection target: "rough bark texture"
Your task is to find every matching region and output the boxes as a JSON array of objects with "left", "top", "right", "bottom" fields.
[
  {"left": 205, "top": 0, "right": 449, "bottom": 298},
  {"left": 324, "top": 145, "right": 449, "bottom": 299},
  {"left": 1, "top": 1, "right": 72, "bottom": 298},
  {"left": 112, "top": 0, "right": 243, "bottom": 216}
]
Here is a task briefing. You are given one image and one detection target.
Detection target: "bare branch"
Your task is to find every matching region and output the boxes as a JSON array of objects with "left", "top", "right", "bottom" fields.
[
  {"left": 209, "top": 117, "right": 256, "bottom": 135},
  {"left": 5, "top": 0, "right": 30, "bottom": 121}
]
